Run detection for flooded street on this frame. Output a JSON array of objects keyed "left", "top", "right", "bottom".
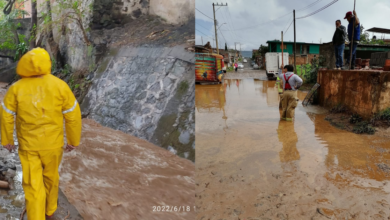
[{"left": 195, "top": 69, "right": 390, "bottom": 219}]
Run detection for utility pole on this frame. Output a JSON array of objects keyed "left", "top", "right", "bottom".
[
  {"left": 212, "top": 2, "right": 228, "bottom": 54},
  {"left": 349, "top": 0, "right": 357, "bottom": 70},
  {"left": 293, "top": 9, "right": 296, "bottom": 74},
  {"left": 281, "top": 31, "right": 284, "bottom": 67},
  {"left": 235, "top": 42, "right": 240, "bottom": 61},
  {"left": 201, "top": 36, "right": 203, "bottom": 45}
]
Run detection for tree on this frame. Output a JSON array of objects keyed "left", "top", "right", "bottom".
[
  {"left": 30, "top": 0, "right": 37, "bottom": 49},
  {"left": 40, "top": 0, "right": 92, "bottom": 46},
  {"left": 259, "top": 44, "right": 269, "bottom": 55},
  {"left": 360, "top": 24, "right": 385, "bottom": 45},
  {"left": 0, "top": 0, "right": 29, "bottom": 60}
]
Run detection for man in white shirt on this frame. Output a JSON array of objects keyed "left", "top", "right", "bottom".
[{"left": 278, "top": 65, "right": 303, "bottom": 121}]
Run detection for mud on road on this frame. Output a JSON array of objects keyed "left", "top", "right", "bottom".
[{"left": 195, "top": 70, "right": 390, "bottom": 220}]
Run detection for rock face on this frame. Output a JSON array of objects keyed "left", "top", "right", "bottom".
[{"left": 81, "top": 46, "right": 195, "bottom": 161}]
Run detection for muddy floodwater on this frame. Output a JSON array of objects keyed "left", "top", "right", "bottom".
[{"left": 195, "top": 74, "right": 390, "bottom": 219}]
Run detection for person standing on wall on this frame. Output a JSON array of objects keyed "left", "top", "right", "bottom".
[
  {"left": 332, "top": 19, "right": 347, "bottom": 70},
  {"left": 278, "top": 65, "right": 303, "bottom": 121},
  {"left": 234, "top": 62, "right": 238, "bottom": 72},
  {"left": 1, "top": 48, "right": 82, "bottom": 219},
  {"left": 344, "top": 10, "right": 360, "bottom": 69}
]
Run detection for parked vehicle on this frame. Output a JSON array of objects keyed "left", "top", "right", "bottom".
[
  {"left": 238, "top": 63, "right": 244, "bottom": 69},
  {"left": 195, "top": 53, "right": 224, "bottom": 84},
  {"left": 265, "top": 52, "right": 289, "bottom": 78},
  {"left": 243, "top": 59, "right": 247, "bottom": 63},
  {"left": 253, "top": 64, "right": 259, "bottom": 69}
]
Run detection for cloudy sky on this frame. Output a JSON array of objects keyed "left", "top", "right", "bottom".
[{"left": 195, "top": 0, "right": 390, "bottom": 51}]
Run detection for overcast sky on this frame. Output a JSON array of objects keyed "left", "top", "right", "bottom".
[{"left": 195, "top": 0, "right": 390, "bottom": 51}]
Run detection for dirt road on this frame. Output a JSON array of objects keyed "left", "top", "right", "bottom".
[{"left": 195, "top": 67, "right": 390, "bottom": 219}]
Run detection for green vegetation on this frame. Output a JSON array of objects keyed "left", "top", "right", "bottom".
[
  {"left": 0, "top": 0, "right": 29, "bottom": 60},
  {"left": 330, "top": 103, "right": 347, "bottom": 113},
  {"left": 176, "top": 80, "right": 189, "bottom": 97},
  {"left": 360, "top": 25, "right": 386, "bottom": 45},
  {"left": 352, "top": 121, "right": 375, "bottom": 134},
  {"left": 39, "top": 0, "right": 93, "bottom": 45},
  {"left": 349, "top": 113, "right": 363, "bottom": 124}
]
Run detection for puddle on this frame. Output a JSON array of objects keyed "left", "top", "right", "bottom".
[{"left": 195, "top": 76, "right": 390, "bottom": 219}]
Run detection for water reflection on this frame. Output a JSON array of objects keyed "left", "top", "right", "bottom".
[{"left": 277, "top": 120, "right": 300, "bottom": 162}]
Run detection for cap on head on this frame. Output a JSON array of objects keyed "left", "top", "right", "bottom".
[
  {"left": 344, "top": 11, "right": 352, "bottom": 19},
  {"left": 16, "top": 47, "right": 52, "bottom": 77}
]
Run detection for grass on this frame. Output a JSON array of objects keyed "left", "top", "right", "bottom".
[{"left": 296, "top": 64, "right": 313, "bottom": 78}]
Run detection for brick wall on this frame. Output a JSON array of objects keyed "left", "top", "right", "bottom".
[
  {"left": 288, "top": 54, "right": 316, "bottom": 65},
  {"left": 317, "top": 70, "right": 390, "bottom": 118}
]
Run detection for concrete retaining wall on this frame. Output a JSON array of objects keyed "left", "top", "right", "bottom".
[
  {"left": 317, "top": 70, "right": 390, "bottom": 118},
  {"left": 80, "top": 45, "right": 195, "bottom": 161}
]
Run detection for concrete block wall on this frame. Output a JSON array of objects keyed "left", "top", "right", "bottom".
[
  {"left": 370, "top": 52, "right": 390, "bottom": 67},
  {"left": 317, "top": 70, "right": 390, "bottom": 118}
]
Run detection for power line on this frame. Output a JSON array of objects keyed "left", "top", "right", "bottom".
[
  {"left": 296, "top": 0, "right": 339, "bottom": 19},
  {"left": 225, "top": 7, "right": 240, "bottom": 41},
  {"left": 196, "top": 28, "right": 215, "bottom": 40},
  {"left": 218, "top": 28, "right": 227, "bottom": 43},
  {"left": 219, "top": 0, "right": 332, "bottom": 32},
  {"left": 296, "top": 0, "right": 324, "bottom": 12},
  {"left": 196, "top": 22, "right": 212, "bottom": 32},
  {"left": 285, "top": 19, "right": 293, "bottom": 34},
  {"left": 195, "top": 8, "right": 213, "bottom": 20}
]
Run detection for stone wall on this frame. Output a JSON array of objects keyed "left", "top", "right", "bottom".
[
  {"left": 317, "top": 70, "right": 390, "bottom": 118},
  {"left": 80, "top": 45, "right": 195, "bottom": 161},
  {"left": 149, "top": 0, "right": 195, "bottom": 25},
  {"left": 91, "top": 0, "right": 149, "bottom": 29}
]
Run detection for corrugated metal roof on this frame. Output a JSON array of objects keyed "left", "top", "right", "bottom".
[
  {"left": 366, "top": 27, "right": 390, "bottom": 34},
  {"left": 266, "top": 40, "right": 321, "bottom": 45}
]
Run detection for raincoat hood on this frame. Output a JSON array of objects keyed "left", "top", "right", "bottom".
[{"left": 16, "top": 47, "right": 52, "bottom": 77}]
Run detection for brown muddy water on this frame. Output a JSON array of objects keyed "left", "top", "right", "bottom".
[
  {"left": 195, "top": 78, "right": 390, "bottom": 220},
  {"left": 60, "top": 119, "right": 195, "bottom": 220}
]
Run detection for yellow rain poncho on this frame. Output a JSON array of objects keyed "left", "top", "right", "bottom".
[{"left": 0, "top": 48, "right": 82, "bottom": 219}]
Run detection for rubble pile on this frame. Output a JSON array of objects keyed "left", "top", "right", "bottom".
[{"left": 0, "top": 148, "right": 17, "bottom": 190}]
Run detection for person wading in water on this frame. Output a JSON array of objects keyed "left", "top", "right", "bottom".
[{"left": 278, "top": 65, "right": 303, "bottom": 121}]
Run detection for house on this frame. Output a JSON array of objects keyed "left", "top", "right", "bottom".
[
  {"left": 266, "top": 40, "right": 320, "bottom": 65},
  {"left": 320, "top": 42, "right": 390, "bottom": 69}
]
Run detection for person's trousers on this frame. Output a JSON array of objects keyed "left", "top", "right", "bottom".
[
  {"left": 345, "top": 42, "right": 358, "bottom": 68},
  {"left": 235, "top": 67, "right": 237, "bottom": 72},
  {"left": 19, "top": 147, "right": 63, "bottom": 219},
  {"left": 281, "top": 90, "right": 299, "bottom": 121},
  {"left": 334, "top": 44, "right": 344, "bottom": 68}
]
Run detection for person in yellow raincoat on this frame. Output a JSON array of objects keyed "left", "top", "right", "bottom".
[{"left": 0, "top": 48, "right": 82, "bottom": 219}]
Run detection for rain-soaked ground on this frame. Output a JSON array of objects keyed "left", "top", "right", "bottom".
[
  {"left": 195, "top": 65, "right": 390, "bottom": 219},
  {"left": 0, "top": 82, "right": 195, "bottom": 220}
]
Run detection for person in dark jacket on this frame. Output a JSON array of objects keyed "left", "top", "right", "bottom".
[
  {"left": 332, "top": 20, "right": 347, "bottom": 70},
  {"left": 344, "top": 10, "right": 360, "bottom": 69}
]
